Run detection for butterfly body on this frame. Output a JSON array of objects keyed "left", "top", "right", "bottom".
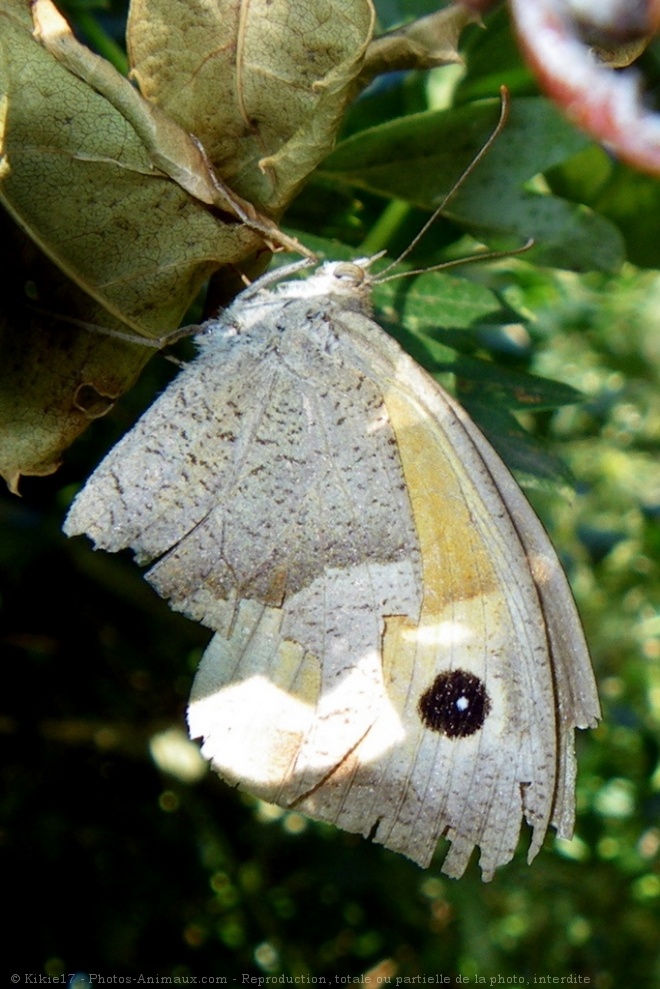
[{"left": 64, "top": 257, "right": 600, "bottom": 879}]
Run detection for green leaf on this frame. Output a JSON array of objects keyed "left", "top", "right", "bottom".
[
  {"left": 587, "top": 166, "right": 660, "bottom": 270},
  {"left": 373, "top": 267, "right": 507, "bottom": 332},
  {"left": 320, "top": 97, "right": 625, "bottom": 272},
  {"left": 450, "top": 356, "right": 584, "bottom": 412},
  {"left": 458, "top": 390, "right": 576, "bottom": 488},
  {"left": 546, "top": 145, "right": 660, "bottom": 270}
]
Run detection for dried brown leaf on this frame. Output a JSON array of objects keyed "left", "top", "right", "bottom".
[
  {"left": 31, "top": 0, "right": 308, "bottom": 251},
  {"left": 127, "top": 0, "right": 376, "bottom": 211},
  {"left": 358, "top": 4, "right": 480, "bottom": 87},
  {"left": 0, "top": 0, "right": 303, "bottom": 487},
  {"left": 0, "top": 213, "right": 154, "bottom": 490}
]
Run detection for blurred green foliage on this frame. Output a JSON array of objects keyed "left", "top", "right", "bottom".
[{"left": 2, "top": 2, "right": 659, "bottom": 987}]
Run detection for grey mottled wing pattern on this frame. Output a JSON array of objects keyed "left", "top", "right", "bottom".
[{"left": 65, "top": 288, "right": 424, "bottom": 786}]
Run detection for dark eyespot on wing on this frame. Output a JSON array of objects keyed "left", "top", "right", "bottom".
[{"left": 418, "top": 670, "right": 490, "bottom": 738}]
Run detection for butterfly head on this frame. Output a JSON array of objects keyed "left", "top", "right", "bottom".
[{"left": 295, "top": 253, "right": 386, "bottom": 303}]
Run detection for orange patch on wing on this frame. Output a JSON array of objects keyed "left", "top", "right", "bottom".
[{"left": 383, "top": 388, "right": 498, "bottom": 613}]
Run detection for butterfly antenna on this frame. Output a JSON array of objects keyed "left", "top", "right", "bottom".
[{"left": 375, "top": 86, "right": 512, "bottom": 281}]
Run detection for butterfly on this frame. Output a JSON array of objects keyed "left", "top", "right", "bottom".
[{"left": 63, "top": 254, "right": 600, "bottom": 880}]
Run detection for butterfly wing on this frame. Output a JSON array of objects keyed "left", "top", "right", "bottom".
[
  {"left": 65, "top": 277, "right": 599, "bottom": 880},
  {"left": 65, "top": 294, "right": 425, "bottom": 790},
  {"left": 186, "top": 304, "right": 599, "bottom": 880},
  {"left": 267, "top": 307, "right": 600, "bottom": 879}
]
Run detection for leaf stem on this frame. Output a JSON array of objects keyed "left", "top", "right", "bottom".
[{"left": 359, "top": 199, "right": 411, "bottom": 256}]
